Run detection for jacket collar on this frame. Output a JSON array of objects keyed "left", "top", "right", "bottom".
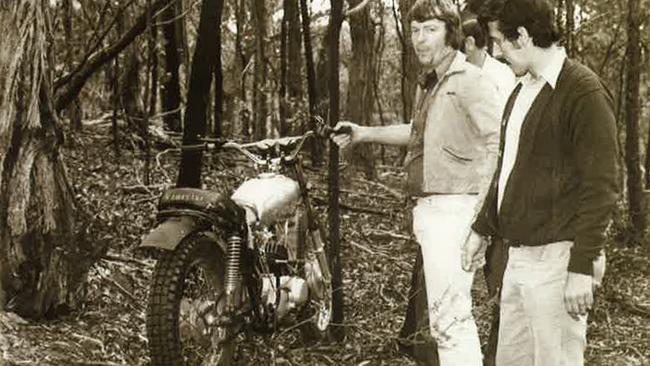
[{"left": 520, "top": 46, "right": 566, "bottom": 89}]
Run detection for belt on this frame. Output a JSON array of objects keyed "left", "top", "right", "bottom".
[
  {"left": 502, "top": 238, "right": 525, "bottom": 247},
  {"left": 409, "top": 192, "right": 478, "bottom": 200}
]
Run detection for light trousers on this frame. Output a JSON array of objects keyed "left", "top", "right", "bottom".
[
  {"left": 496, "top": 241, "right": 589, "bottom": 366},
  {"left": 412, "top": 194, "right": 482, "bottom": 366}
]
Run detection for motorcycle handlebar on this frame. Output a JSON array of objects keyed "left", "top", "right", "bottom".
[{"left": 175, "top": 125, "right": 350, "bottom": 165}]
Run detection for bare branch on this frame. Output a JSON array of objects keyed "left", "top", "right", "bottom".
[
  {"left": 54, "top": 0, "right": 175, "bottom": 113},
  {"left": 346, "top": 0, "right": 374, "bottom": 17}
]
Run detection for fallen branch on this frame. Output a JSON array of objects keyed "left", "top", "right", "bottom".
[
  {"left": 95, "top": 271, "right": 142, "bottom": 310},
  {"left": 354, "top": 177, "right": 404, "bottom": 201},
  {"left": 312, "top": 196, "right": 389, "bottom": 216},
  {"left": 348, "top": 240, "right": 411, "bottom": 270},
  {"left": 364, "top": 228, "right": 410, "bottom": 241},
  {"left": 120, "top": 183, "right": 166, "bottom": 194},
  {"left": 102, "top": 254, "right": 154, "bottom": 268},
  {"left": 606, "top": 292, "right": 650, "bottom": 318}
]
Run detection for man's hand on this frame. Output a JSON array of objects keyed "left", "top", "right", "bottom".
[
  {"left": 564, "top": 272, "right": 593, "bottom": 320},
  {"left": 331, "top": 121, "right": 363, "bottom": 149},
  {"left": 461, "top": 230, "right": 487, "bottom": 272}
]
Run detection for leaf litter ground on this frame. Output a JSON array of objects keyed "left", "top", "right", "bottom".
[{"left": 1, "top": 126, "right": 648, "bottom": 365}]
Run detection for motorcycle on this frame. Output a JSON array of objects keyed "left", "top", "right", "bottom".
[{"left": 140, "top": 125, "right": 342, "bottom": 365}]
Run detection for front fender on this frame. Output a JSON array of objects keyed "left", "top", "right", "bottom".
[{"left": 140, "top": 216, "right": 221, "bottom": 251}]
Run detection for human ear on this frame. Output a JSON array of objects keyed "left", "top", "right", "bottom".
[
  {"left": 515, "top": 26, "right": 532, "bottom": 48},
  {"left": 465, "top": 36, "right": 476, "bottom": 51}
]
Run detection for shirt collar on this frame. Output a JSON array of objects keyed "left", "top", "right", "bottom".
[
  {"left": 436, "top": 50, "right": 460, "bottom": 77},
  {"left": 520, "top": 46, "right": 566, "bottom": 89},
  {"left": 417, "top": 50, "right": 460, "bottom": 90}
]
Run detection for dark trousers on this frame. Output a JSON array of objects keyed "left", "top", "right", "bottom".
[{"left": 399, "top": 238, "right": 509, "bottom": 366}]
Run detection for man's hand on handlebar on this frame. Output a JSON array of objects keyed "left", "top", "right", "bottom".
[{"left": 330, "top": 121, "right": 362, "bottom": 149}]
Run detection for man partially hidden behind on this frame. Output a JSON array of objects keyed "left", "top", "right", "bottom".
[
  {"left": 462, "top": 0, "right": 619, "bottom": 365},
  {"left": 333, "top": 0, "right": 502, "bottom": 364},
  {"left": 461, "top": 12, "right": 516, "bottom": 366},
  {"left": 461, "top": 15, "right": 516, "bottom": 101}
]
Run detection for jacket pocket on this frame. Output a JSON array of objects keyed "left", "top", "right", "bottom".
[{"left": 441, "top": 146, "right": 473, "bottom": 164}]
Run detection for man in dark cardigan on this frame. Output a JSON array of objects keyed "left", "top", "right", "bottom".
[{"left": 462, "top": 0, "right": 619, "bottom": 365}]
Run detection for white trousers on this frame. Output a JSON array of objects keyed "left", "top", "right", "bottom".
[
  {"left": 412, "top": 194, "right": 482, "bottom": 366},
  {"left": 496, "top": 241, "right": 590, "bottom": 366}
]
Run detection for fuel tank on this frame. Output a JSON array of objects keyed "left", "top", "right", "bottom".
[{"left": 231, "top": 173, "right": 301, "bottom": 225}]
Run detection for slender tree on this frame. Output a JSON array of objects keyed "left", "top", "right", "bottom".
[
  {"left": 280, "top": 0, "right": 289, "bottom": 136},
  {"left": 286, "top": 0, "right": 303, "bottom": 127},
  {"left": 176, "top": 0, "right": 223, "bottom": 188},
  {"left": 161, "top": 0, "right": 183, "bottom": 132},
  {"left": 235, "top": 0, "right": 251, "bottom": 138},
  {"left": 62, "top": 0, "right": 83, "bottom": 130},
  {"left": 328, "top": 0, "right": 345, "bottom": 342},
  {"left": 213, "top": 0, "right": 225, "bottom": 138},
  {"left": 624, "top": 0, "right": 645, "bottom": 242},
  {"left": 300, "top": 0, "right": 323, "bottom": 165},
  {"left": 252, "top": 0, "right": 268, "bottom": 140},
  {"left": 564, "top": 0, "right": 575, "bottom": 57},
  {"left": 0, "top": 0, "right": 101, "bottom": 318},
  {"left": 396, "top": 0, "right": 417, "bottom": 126},
  {"left": 347, "top": 0, "right": 378, "bottom": 179},
  {"left": 176, "top": 0, "right": 222, "bottom": 187}
]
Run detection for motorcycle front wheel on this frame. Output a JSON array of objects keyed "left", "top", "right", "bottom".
[{"left": 146, "top": 232, "right": 239, "bottom": 366}]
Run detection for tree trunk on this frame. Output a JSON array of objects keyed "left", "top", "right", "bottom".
[
  {"left": 213, "top": 0, "right": 225, "bottom": 138},
  {"left": 300, "top": 0, "right": 323, "bottom": 166},
  {"left": 161, "top": 0, "right": 182, "bottom": 132},
  {"left": 564, "top": 0, "right": 575, "bottom": 57},
  {"left": 120, "top": 48, "right": 144, "bottom": 132},
  {"left": 624, "top": 0, "right": 645, "bottom": 243},
  {"left": 0, "top": 1, "right": 100, "bottom": 319},
  {"left": 176, "top": 0, "right": 222, "bottom": 188},
  {"left": 235, "top": 0, "right": 250, "bottom": 138},
  {"left": 280, "top": 0, "right": 289, "bottom": 136},
  {"left": 347, "top": 0, "right": 377, "bottom": 179},
  {"left": 327, "top": 0, "right": 345, "bottom": 343},
  {"left": 286, "top": 0, "right": 303, "bottom": 130},
  {"left": 62, "top": 0, "right": 83, "bottom": 130},
  {"left": 397, "top": 0, "right": 417, "bottom": 126},
  {"left": 252, "top": 0, "right": 268, "bottom": 140}
]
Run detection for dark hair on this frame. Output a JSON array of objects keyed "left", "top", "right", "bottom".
[
  {"left": 478, "top": 0, "right": 560, "bottom": 48},
  {"left": 407, "top": 0, "right": 463, "bottom": 50},
  {"left": 462, "top": 18, "right": 487, "bottom": 49}
]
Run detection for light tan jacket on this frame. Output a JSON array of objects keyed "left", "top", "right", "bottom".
[{"left": 418, "top": 52, "right": 501, "bottom": 205}]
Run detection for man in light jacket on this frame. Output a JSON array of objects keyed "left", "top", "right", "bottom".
[{"left": 333, "top": 0, "right": 502, "bottom": 364}]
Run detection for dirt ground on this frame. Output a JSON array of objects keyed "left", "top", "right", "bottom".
[{"left": 1, "top": 126, "right": 648, "bottom": 365}]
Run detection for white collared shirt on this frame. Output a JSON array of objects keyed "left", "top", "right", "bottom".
[
  {"left": 481, "top": 54, "right": 516, "bottom": 105},
  {"left": 497, "top": 47, "right": 567, "bottom": 211}
]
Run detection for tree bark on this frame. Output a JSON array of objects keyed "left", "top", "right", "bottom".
[
  {"left": 397, "top": 0, "right": 417, "bottom": 126},
  {"left": 327, "top": 0, "right": 345, "bottom": 342},
  {"left": 62, "top": 0, "right": 83, "bottom": 130},
  {"left": 213, "top": 0, "right": 225, "bottom": 138},
  {"left": 624, "top": 0, "right": 645, "bottom": 243},
  {"left": 347, "top": 0, "right": 377, "bottom": 179},
  {"left": 299, "top": 0, "right": 323, "bottom": 166},
  {"left": 176, "top": 0, "right": 221, "bottom": 188},
  {"left": 161, "top": 0, "right": 183, "bottom": 132},
  {"left": 564, "top": 0, "right": 575, "bottom": 57},
  {"left": 120, "top": 48, "right": 144, "bottom": 132},
  {"left": 0, "top": 0, "right": 100, "bottom": 319},
  {"left": 286, "top": 0, "right": 303, "bottom": 124},
  {"left": 235, "top": 0, "right": 250, "bottom": 138},
  {"left": 252, "top": 0, "right": 268, "bottom": 140},
  {"left": 280, "top": 0, "right": 289, "bottom": 136}
]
